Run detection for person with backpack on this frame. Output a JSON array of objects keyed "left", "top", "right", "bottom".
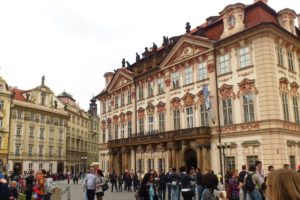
[
  {"left": 238, "top": 165, "right": 247, "bottom": 200},
  {"left": 244, "top": 165, "right": 262, "bottom": 200},
  {"left": 171, "top": 168, "right": 180, "bottom": 200}
]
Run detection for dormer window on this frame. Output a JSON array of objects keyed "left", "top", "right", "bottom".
[
  {"left": 41, "top": 92, "right": 46, "bottom": 106},
  {"left": 228, "top": 15, "right": 236, "bottom": 28}
]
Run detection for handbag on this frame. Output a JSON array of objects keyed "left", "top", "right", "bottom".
[{"left": 102, "top": 182, "right": 109, "bottom": 192}]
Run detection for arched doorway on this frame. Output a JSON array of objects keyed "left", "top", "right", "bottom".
[
  {"left": 185, "top": 149, "right": 197, "bottom": 170},
  {"left": 13, "top": 162, "right": 22, "bottom": 175}
]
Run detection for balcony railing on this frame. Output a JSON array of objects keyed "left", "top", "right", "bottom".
[{"left": 107, "top": 127, "right": 211, "bottom": 147}]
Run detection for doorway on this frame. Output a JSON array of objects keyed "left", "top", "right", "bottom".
[{"left": 185, "top": 149, "right": 197, "bottom": 170}]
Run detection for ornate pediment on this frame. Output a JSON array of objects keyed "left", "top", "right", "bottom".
[
  {"left": 237, "top": 78, "right": 258, "bottom": 97},
  {"left": 146, "top": 103, "right": 155, "bottom": 116},
  {"left": 182, "top": 92, "right": 195, "bottom": 107},
  {"left": 219, "top": 84, "right": 236, "bottom": 100},
  {"left": 290, "top": 81, "right": 299, "bottom": 96},
  {"left": 156, "top": 101, "right": 166, "bottom": 113},
  {"left": 119, "top": 112, "right": 126, "bottom": 123},
  {"left": 170, "top": 97, "right": 181, "bottom": 110},
  {"left": 279, "top": 77, "right": 289, "bottom": 92},
  {"left": 137, "top": 107, "right": 145, "bottom": 119},
  {"left": 107, "top": 69, "right": 134, "bottom": 92},
  {"left": 197, "top": 90, "right": 205, "bottom": 104}
]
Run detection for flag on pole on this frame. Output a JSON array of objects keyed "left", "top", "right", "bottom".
[{"left": 203, "top": 85, "right": 210, "bottom": 110}]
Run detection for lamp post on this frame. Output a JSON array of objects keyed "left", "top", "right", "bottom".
[{"left": 217, "top": 142, "right": 231, "bottom": 186}]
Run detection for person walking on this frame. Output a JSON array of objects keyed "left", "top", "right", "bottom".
[
  {"left": 127, "top": 173, "right": 133, "bottom": 192},
  {"left": 244, "top": 165, "right": 262, "bottom": 200},
  {"left": 84, "top": 168, "right": 97, "bottom": 200},
  {"left": 109, "top": 170, "right": 118, "bottom": 192},
  {"left": 95, "top": 169, "right": 105, "bottom": 200},
  {"left": 159, "top": 171, "right": 167, "bottom": 200},
  {"left": 171, "top": 168, "right": 180, "bottom": 200},
  {"left": 166, "top": 168, "right": 172, "bottom": 200},
  {"left": 196, "top": 168, "right": 203, "bottom": 200},
  {"left": 133, "top": 173, "right": 139, "bottom": 192},
  {"left": 25, "top": 170, "right": 34, "bottom": 200},
  {"left": 180, "top": 166, "right": 195, "bottom": 200},
  {"left": 228, "top": 169, "right": 240, "bottom": 200},
  {"left": 118, "top": 173, "right": 123, "bottom": 192}
]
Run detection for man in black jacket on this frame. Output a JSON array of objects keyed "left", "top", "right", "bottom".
[
  {"left": 196, "top": 168, "right": 203, "bottom": 200},
  {"left": 180, "top": 166, "right": 195, "bottom": 200},
  {"left": 166, "top": 168, "right": 172, "bottom": 200},
  {"left": 25, "top": 170, "right": 35, "bottom": 200},
  {"left": 159, "top": 171, "right": 167, "bottom": 200},
  {"left": 0, "top": 172, "right": 9, "bottom": 200}
]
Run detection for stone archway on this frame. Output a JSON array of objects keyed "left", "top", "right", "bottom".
[{"left": 185, "top": 149, "right": 197, "bottom": 170}]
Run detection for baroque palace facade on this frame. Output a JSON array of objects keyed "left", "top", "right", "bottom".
[
  {"left": 0, "top": 76, "right": 100, "bottom": 174},
  {"left": 97, "top": 0, "right": 300, "bottom": 175}
]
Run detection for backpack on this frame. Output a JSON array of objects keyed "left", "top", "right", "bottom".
[{"left": 244, "top": 173, "right": 255, "bottom": 192}]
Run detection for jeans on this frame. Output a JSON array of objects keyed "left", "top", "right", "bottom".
[
  {"left": 171, "top": 185, "right": 179, "bottom": 200},
  {"left": 197, "top": 185, "right": 203, "bottom": 200},
  {"left": 159, "top": 187, "right": 166, "bottom": 200},
  {"left": 87, "top": 189, "right": 95, "bottom": 200},
  {"left": 248, "top": 189, "right": 262, "bottom": 200},
  {"left": 167, "top": 184, "right": 171, "bottom": 200},
  {"left": 182, "top": 191, "right": 193, "bottom": 200},
  {"left": 241, "top": 187, "right": 247, "bottom": 200}
]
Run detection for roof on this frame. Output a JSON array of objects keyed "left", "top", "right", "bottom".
[
  {"left": 57, "top": 91, "right": 75, "bottom": 102},
  {"left": 12, "top": 88, "right": 26, "bottom": 101}
]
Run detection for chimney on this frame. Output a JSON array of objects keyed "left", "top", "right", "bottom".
[
  {"left": 104, "top": 72, "right": 114, "bottom": 88},
  {"left": 254, "top": 0, "right": 268, "bottom": 4}
]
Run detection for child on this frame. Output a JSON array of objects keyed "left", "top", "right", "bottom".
[{"left": 9, "top": 181, "right": 18, "bottom": 200}]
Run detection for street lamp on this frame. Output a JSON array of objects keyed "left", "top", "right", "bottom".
[{"left": 217, "top": 142, "right": 231, "bottom": 186}]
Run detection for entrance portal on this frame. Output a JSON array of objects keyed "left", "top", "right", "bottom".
[
  {"left": 185, "top": 149, "right": 197, "bottom": 170},
  {"left": 13, "top": 162, "right": 22, "bottom": 175},
  {"left": 57, "top": 163, "right": 64, "bottom": 173}
]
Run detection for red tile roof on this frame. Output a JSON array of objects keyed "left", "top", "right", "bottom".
[{"left": 12, "top": 88, "right": 26, "bottom": 101}]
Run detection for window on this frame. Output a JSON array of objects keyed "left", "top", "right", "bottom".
[
  {"left": 293, "top": 97, "right": 300, "bottom": 123},
  {"left": 158, "top": 113, "right": 165, "bottom": 132},
  {"left": 223, "top": 99, "right": 233, "bottom": 125},
  {"left": 200, "top": 104, "right": 209, "bottom": 126},
  {"left": 148, "top": 116, "right": 154, "bottom": 134},
  {"left": 114, "top": 124, "right": 118, "bottom": 139},
  {"left": 282, "top": 93, "right": 289, "bottom": 122},
  {"left": 243, "top": 94, "right": 255, "bottom": 122},
  {"left": 108, "top": 126, "right": 112, "bottom": 140},
  {"left": 137, "top": 159, "right": 144, "bottom": 173},
  {"left": 30, "top": 113, "right": 34, "bottom": 121},
  {"left": 127, "top": 121, "right": 132, "bottom": 137},
  {"left": 49, "top": 146, "right": 53, "bottom": 157},
  {"left": 49, "top": 129, "right": 54, "bottom": 139},
  {"left": 40, "top": 128, "right": 45, "bottom": 139},
  {"left": 219, "top": 54, "right": 230, "bottom": 74},
  {"left": 121, "top": 92, "right": 125, "bottom": 106},
  {"left": 39, "top": 163, "right": 43, "bottom": 170},
  {"left": 41, "top": 115, "right": 45, "bottom": 123},
  {"left": 120, "top": 123, "right": 125, "bottom": 139},
  {"left": 28, "top": 145, "right": 33, "bottom": 156},
  {"left": 16, "top": 125, "right": 22, "bottom": 136},
  {"left": 186, "top": 107, "right": 194, "bottom": 128},
  {"left": 288, "top": 51, "right": 294, "bottom": 71},
  {"left": 39, "top": 146, "right": 43, "bottom": 156},
  {"left": 289, "top": 155, "right": 296, "bottom": 170},
  {"left": 148, "top": 81, "right": 154, "bottom": 97},
  {"left": 102, "top": 101, "right": 106, "bottom": 113},
  {"left": 157, "top": 78, "right": 165, "bottom": 95},
  {"left": 139, "top": 119, "right": 144, "bottom": 135},
  {"left": 127, "top": 90, "right": 132, "bottom": 104},
  {"left": 0, "top": 100, "right": 4, "bottom": 110},
  {"left": 172, "top": 71, "right": 180, "bottom": 89},
  {"left": 17, "top": 111, "right": 23, "bottom": 119},
  {"left": 28, "top": 163, "right": 33, "bottom": 172},
  {"left": 158, "top": 158, "right": 165, "bottom": 172},
  {"left": 114, "top": 95, "right": 119, "bottom": 109},
  {"left": 49, "top": 163, "right": 53, "bottom": 172},
  {"left": 240, "top": 47, "right": 251, "bottom": 68},
  {"left": 198, "top": 62, "right": 207, "bottom": 81},
  {"left": 148, "top": 159, "right": 154, "bottom": 171},
  {"left": 228, "top": 15, "right": 236, "bottom": 28},
  {"left": 277, "top": 46, "right": 284, "bottom": 66},
  {"left": 15, "top": 144, "right": 20, "bottom": 155},
  {"left": 58, "top": 147, "right": 62, "bottom": 157},
  {"left": 41, "top": 92, "right": 46, "bottom": 106},
  {"left": 173, "top": 110, "right": 180, "bottom": 130},
  {"left": 225, "top": 157, "right": 236, "bottom": 171},
  {"left": 0, "top": 118, "right": 2, "bottom": 128},
  {"left": 59, "top": 130, "right": 63, "bottom": 140},
  {"left": 138, "top": 86, "right": 144, "bottom": 100},
  {"left": 184, "top": 67, "right": 193, "bottom": 85},
  {"left": 247, "top": 156, "right": 258, "bottom": 168}
]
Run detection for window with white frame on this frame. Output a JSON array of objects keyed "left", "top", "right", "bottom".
[
  {"left": 200, "top": 104, "right": 209, "bottom": 126},
  {"left": 148, "top": 81, "right": 154, "bottom": 97},
  {"left": 288, "top": 51, "right": 294, "bottom": 71},
  {"left": 114, "top": 124, "right": 118, "bottom": 139},
  {"left": 28, "top": 163, "right": 33, "bottom": 172},
  {"left": 148, "top": 159, "right": 154, "bottom": 171},
  {"left": 28, "top": 145, "right": 33, "bottom": 156},
  {"left": 219, "top": 54, "right": 230, "bottom": 74},
  {"left": 15, "top": 144, "right": 21, "bottom": 155},
  {"left": 243, "top": 94, "right": 255, "bottom": 122},
  {"left": 138, "top": 85, "right": 144, "bottom": 100},
  {"left": 17, "top": 111, "right": 23, "bottom": 119},
  {"left": 127, "top": 121, "right": 132, "bottom": 137},
  {"left": 120, "top": 123, "right": 125, "bottom": 139},
  {"left": 16, "top": 125, "right": 22, "bottom": 136},
  {"left": 158, "top": 113, "right": 165, "bottom": 132},
  {"left": 49, "top": 163, "right": 53, "bottom": 172},
  {"left": 139, "top": 118, "right": 144, "bottom": 135},
  {"left": 198, "top": 62, "right": 207, "bottom": 81},
  {"left": 293, "top": 97, "right": 300, "bottom": 123},
  {"left": 121, "top": 92, "right": 125, "bottom": 106},
  {"left": 184, "top": 67, "right": 193, "bottom": 85},
  {"left": 114, "top": 95, "right": 119, "bottom": 109},
  {"left": 137, "top": 159, "right": 144, "bottom": 173},
  {"left": 0, "top": 100, "right": 4, "bottom": 110},
  {"left": 39, "top": 145, "right": 43, "bottom": 156},
  {"left": 148, "top": 116, "right": 154, "bottom": 134},
  {"left": 225, "top": 157, "right": 236, "bottom": 171},
  {"left": 282, "top": 93, "right": 289, "bottom": 122},
  {"left": 127, "top": 90, "right": 132, "bottom": 104},
  {"left": 277, "top": 46, "right": 284, "bottom": 66},
  {"left": 157, "top": 78, "right": 165, "bottom": 95},
  {"left": 186, "top": 107, "right": 194, "bottom": 128},
  {"left": 172, "top": 71, "right": 180, "bottom": 89},
  {"left": 49, "top": 146, "right": 53, "bottom": 157},
  {"left": 158, "top": 158, "right": 165, "bottom": 172},
  {"left": 173, "top": 109, "right": 180, "bottom": 130},
  {"left": 40, "top": 128, "right": 44, "bottom": 139},
  {"left": 247, "top": 156, "right": 258, "bottom": 168},
  {"left": 239, "top": 47, "right": 251, "bottom": 68},
  {"left": 39, "top": 163, "right": 43, "bottom": 170},
  {"left": 223, "top": 99, "right": 233, "bottom": 125},
  {"left": 58, "top": 147, "right": 62, "bottom": 157}
]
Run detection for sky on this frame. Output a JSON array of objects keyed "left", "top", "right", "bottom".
[{"left": 0, "top": 0, "right": 298, "bottom": 110}]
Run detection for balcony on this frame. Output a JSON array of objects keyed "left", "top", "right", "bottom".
[{"left": 107, "top": 127, "right": 211, "bottom": 148}]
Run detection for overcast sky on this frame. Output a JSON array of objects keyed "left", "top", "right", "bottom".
[{"left": 0, "top": 0, "right": 298, "bottom": 110}]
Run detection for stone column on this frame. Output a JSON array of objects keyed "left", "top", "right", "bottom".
[
  {"left": 172, "top": 148, "right": 176, "bottom": 168},
  {"left": 167, "top": 148, "right": 172, "bottom": 170},
  {"left": 202, "top": 147, "right": 208, "bottom": 170},
  {"left": 197, "top": 147, "right": 202, "bottom": 169},
  {"left": 131, "top": 147, "right": 136, "bottom": 172}
]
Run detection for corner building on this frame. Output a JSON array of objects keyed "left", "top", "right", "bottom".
[{"left": 97, "top": 0, "right": 300, "bottom": 175}]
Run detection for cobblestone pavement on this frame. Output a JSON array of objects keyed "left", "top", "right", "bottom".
[{"left": 59, "top": 181, "right": 136, "bottom": 200}]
